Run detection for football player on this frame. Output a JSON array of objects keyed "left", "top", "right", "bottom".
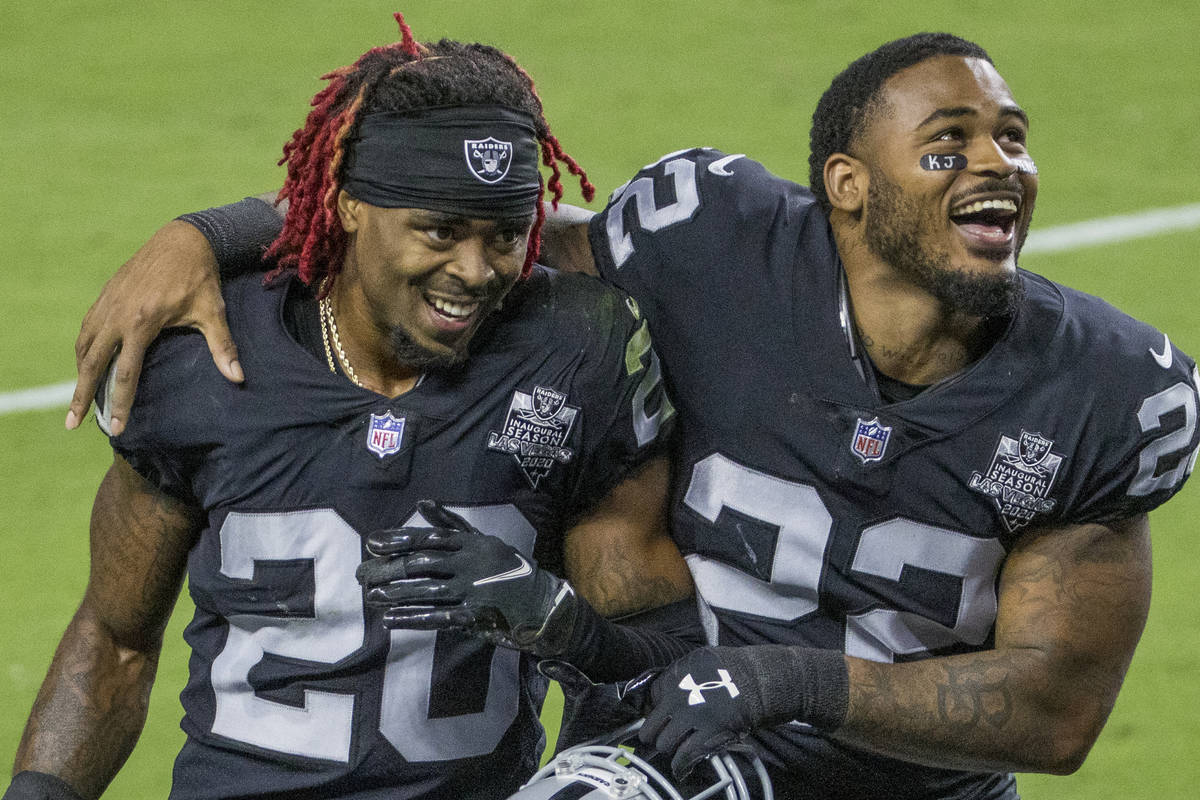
[
  {"left": 62, "top": 32, "right": 1199, "bottom": 800},
  {"left": 5, "top": 16, "right": 699, "bottom": 800}
]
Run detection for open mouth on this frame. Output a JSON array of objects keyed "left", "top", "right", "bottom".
[
  {"left": 949, "top": 197, "right": 1020, "bottom": 250},
  {"left": 426, "top": 295, "right": 481, "bottom": 324}
]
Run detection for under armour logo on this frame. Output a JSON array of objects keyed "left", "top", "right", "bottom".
[{"left": 678, "top": 670, "right": 740, "bottom": 705}]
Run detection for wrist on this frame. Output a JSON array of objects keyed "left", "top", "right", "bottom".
[
  {"left": 725, "top": 645, "right": 849, "bottom": 732},
  {"left": 510, "top": 574, "right": 575, "bottom": 655},
  {"left": 3, "top": 772, "right": 86, "bottom": 800}
]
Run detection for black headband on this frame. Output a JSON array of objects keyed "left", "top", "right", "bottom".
[{"left": 342, "top": 105, "right": 541, "bottom": 218}]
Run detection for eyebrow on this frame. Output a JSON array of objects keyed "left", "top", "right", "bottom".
[
  {"left": 412, "top": 210, "right": 535, "bottom": 227},
  {"left": 412, "top": 210, "right": 469, "bottom": 225},
  {"left": 916, "top": 104, "right": 1029, "bottom": 129}
]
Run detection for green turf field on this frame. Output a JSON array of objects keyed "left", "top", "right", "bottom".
[{"left": 3, "top": 1, "right": 1198, "bottom": 797}]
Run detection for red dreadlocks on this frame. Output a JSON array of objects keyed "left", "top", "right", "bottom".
[{"left": 264, "top": 12, "right": 593, "bottom": 293}]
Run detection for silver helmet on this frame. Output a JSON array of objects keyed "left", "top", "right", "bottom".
[{"left": 505, "top": 721, "right": 773, "bottom": 800}]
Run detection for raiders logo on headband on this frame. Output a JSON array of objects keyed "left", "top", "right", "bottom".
[{"left": 464, "top": 137, "right": 513, "bottom": 184}]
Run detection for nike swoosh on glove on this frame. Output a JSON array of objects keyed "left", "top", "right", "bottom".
[{"left": 355, "top": 500, "right": 570, "bottom": 650}]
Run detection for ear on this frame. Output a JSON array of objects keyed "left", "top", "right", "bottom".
[
  {"left": 824, "top": 153, "right": 866, "bottom": 214},
  {"left": 336, "top": 189, "right": 362, "bottom": 233}
]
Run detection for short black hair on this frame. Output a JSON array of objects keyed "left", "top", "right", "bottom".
[{"left": 808, "top": 33, "right": 992, "bottom": 213}]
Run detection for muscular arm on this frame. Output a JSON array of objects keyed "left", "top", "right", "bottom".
[
  {"left": 68, "top": 192, "right": 285, "bottom": 435},
  {"left": 563, "top": 453, "right": 692, "bottom": 616},
  {"left": 12, "top": 456, "right": 198, "bottom": 798},
  {"left": 644, "top": 514, "right": 1152, "bottom": 777},
  {"left": 837, "top": 513, "right": 1151, "bottom": 774}
]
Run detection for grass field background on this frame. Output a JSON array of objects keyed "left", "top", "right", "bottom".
[{"left": 3, "top": 2, "right": 1198, "bottom": 797}]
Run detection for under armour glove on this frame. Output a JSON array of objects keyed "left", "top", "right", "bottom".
[
  {"left": 639, "top": 645, "right": 850, "bottom": 779},
  {"left": 356, "top": 500, "right": 573, "bottom": 652}
]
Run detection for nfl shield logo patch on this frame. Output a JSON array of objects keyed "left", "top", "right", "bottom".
[
  {"left": 366, "top": 411, "right": 406, "bottom": 458},
  {"left": 464, "top": 137, "right": 512, "bottom": 184},
  {"left": 851, "top": 417, "right": 892, "bottom": 464}
]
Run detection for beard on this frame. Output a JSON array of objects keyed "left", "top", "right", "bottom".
[
  {"left": 385, "top": 279, "right": 509, "bottom": 374},
  {"left": 864, "top": 170, "right": 1024, "bottom": 318},
  {"left": 386, "top": 324, "right": 469, "bottom": 373}
]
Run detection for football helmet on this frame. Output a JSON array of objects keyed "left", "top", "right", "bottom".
[{"left": 506, "top": 720, "right": 773, "bottom": 800}]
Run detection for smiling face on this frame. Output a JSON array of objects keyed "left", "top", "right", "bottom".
[
  {"left": 837, "top": 55, "right": 1038, "bottom": 316},
  {"left": 336, "top": 192, "right": 534, "bottom": 372}
]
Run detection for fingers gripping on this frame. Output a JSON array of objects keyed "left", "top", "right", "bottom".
[
  {"left": 356, "top": 527, "right": 466, "bottom": 598},
  {"left": 357, "top": 500, "right": 562, "bottom": 644},
  {"left": 364, "top": 525, "right": 464, "bottom": 557},
  {"left": 383, "top": 606, "right": 480, "bottom": 630},
  {"left": 197, "top": 292, "right": 244, "bottom": 383},
  {"left": 415, "top": 499, "right": 477, "bottom": 532}
]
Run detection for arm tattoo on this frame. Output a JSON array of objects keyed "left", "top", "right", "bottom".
[
  {"left": 573, "top": 547, "right": 686, "bottom": 617},
  {"left": 937, "top": 660, "right": 1015, "bottom": 731},
  {"left": 838, "top": 517, "right": 1151, "bottom": 773}
]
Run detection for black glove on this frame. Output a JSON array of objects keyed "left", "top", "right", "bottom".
[
  {"left": 638, "top": 647, "right": 759, "bottom": 778},
  {"left": 539, "top": 659, "right": 657, "bottom": 751},
  {"left": 639, "top": 645, "right": 850, "bottom": 779},
  {"left": 356, "top": 500, "right": 572, "bottom": 651}
]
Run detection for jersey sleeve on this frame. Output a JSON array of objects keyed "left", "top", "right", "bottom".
[
  {"left": 557, "top": 277, "right": 676, "bottom": 521},
  {"left": 96, "top": 329, "right": 224, "bottom": 505},
  {"left": 586, "top": 148, "right": 813, "bottom": 313},
  {"left": 1064, "top": 320, "right": 1200, "bottom": 524}
]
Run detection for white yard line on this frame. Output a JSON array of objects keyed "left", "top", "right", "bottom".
[
  {"left": 4, "top": 202, "right": 1200, "bottom": 416},
  {"left": 1021, "top": 202, "right": 1200, "bottom": 254},
  {"left": 0, "top": 381, "right": 75, "bottom": 416}
]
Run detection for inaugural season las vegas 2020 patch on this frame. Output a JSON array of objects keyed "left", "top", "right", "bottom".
[
  {"left": 968, "top": 429, "right": 1063, "bottom": 531},
  {"left": 487, "top": 385, "right": 579, "bottom": 488}
]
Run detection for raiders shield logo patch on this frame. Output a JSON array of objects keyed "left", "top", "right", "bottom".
[
  {"left": 487, "top": 385, "right": 578, "bottom": 488},
  {"left": 366, "top": 411, "right": 406, "bottom": 458},
  {"left": 464, "top": 137, "right": 513, "bottom": 184},
  {"left": 969, "top": 429, "right": 1063, "bottom": 531}
]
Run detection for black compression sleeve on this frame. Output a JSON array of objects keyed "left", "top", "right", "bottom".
[
  {"left": 176, "top": 197, "right": 283, "bottom": 280},
  {"left": 550, "top": 596, "right": 705, "bottom": 683}
]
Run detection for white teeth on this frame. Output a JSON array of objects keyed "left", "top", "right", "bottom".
[
  {"left": 952, "top": 198, "right": 1018, "bottom": 216},
  {"left": 431, "top": 297, "right": 478, "bottom": 318}
]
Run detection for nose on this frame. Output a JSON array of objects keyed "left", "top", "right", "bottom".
[
  {"left": 444, "top": 238, "right": 495, "bottom": 291},
  {"left": 966, "top": 136, "right": 1019, "bottom": 179}
]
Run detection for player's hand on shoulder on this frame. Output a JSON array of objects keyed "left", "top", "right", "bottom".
[
  {"left": 356, "top": 500, "right": 568, "bottom": 649},
  {"left": 69, "top": 219, "right": 241, "bottom": 436}
]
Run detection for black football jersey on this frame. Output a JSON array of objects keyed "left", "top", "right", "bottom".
[
  {"left": 589, "top": 148, "right": 1200, "bottom": 799},
  {"left": 102, "top": 268, "right": 674, "bottom": 800}
]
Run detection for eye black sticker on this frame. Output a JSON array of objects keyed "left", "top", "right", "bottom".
[
  {"left": 1014, "top": 157, "right": 1038, "bottom": 175},
  {"left": 921, "top": 153, "right": 967, "bottom": 170}
]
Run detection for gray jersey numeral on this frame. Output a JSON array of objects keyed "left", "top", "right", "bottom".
[
  {"left": 1128, "top": 366, "right": 1200, "bottom": 496},
  {"left": 210, "top": 504, "right": 534, "bottom": 763},
  {"left": 604, "top": 153, "right": 701, "bottom": 268},
  {"left": 683, "top": 453, "right": 1004, "bottom": 663}
]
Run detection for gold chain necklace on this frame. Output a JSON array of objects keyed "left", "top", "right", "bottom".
[{"left": 318, "top": 294, "right": 364, "bottom": 388}]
